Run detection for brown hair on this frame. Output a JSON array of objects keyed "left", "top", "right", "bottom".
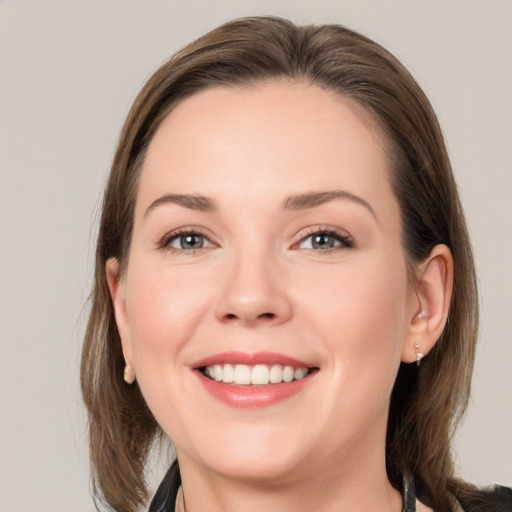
[{"left": 81, "top": 16, "right": 478, "bottom": 512}]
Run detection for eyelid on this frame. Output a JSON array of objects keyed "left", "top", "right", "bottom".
[
  {"left": 291, "top": 225, "right": 354, "bottom": 251},
  {"left": 157, "top": 224, "right": 353, "bottom": 254},
  {"left": 157, "top": 226, "right": 218, "bottom": 252}
]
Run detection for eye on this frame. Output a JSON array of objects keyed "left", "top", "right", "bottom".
[
  {"left": 300, "top": 233, "right": 341, "bottom": 250},
  {"left": 295, "top": 228, "right": 353, "bottom": 251},
  {"left": 160, "top": 229, "right": 215, "bottom": 253},
  {"left": 171, "top": 233, "right": 205, "bottom": 250}
]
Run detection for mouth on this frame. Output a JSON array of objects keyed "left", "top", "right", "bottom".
[
  {"left": 192, "top": 352, "right": 318, "bottom": 408},
  {"left": 201, "top": 363, "right": 312, "bottom": 385}
]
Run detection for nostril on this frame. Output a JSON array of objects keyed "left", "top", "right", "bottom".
[{"left": 222, "top": 311, "right": 277, "bottom": 324}]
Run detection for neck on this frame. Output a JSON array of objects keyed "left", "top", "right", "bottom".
[{"left": 176, "top": 436, "right": 402, "bottom": 512}]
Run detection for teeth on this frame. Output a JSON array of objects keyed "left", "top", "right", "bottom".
[
  {"left": 213, "top": 364, "right": 223, "bottom": 382},
  {"left": 294, "top": 367, "right": 308, "bottom": 380},
  {"left": 283, "top": 366, "right": 294, "bottom": 383},
  {"left": 269, "top": 364, "right": 283, "bottom": 383},
  {"left": 222, "top": 364, "right": 234, "bottom": 383},
  {"left": 203, "top": 364, "right": 310, "bottom": 385},
  {"left": 251, "top": 365, "right": 269, "bottom": 385},
  {"left": 234, "top": 364, "right": 251, "bottom": 385}
]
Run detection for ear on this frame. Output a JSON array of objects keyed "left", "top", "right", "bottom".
[
  {"left": 106, "top": 257, "right": 133, "bottom": 367},
  {"left": 402, "top": 244, "right": 454, "bottom": 363}
]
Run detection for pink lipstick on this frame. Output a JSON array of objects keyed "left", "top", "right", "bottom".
[{"left": 192, "top": 351, "right": 318, "bottom": 408}]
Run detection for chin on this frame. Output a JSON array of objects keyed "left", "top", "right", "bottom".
[
  {"left": 177, "top": 422, "right": 312, "bottom": 484},
  {"left": 204, "top": 452, "right": 306, "bottom": 485}
]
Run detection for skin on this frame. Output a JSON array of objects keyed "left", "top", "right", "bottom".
[{"left": 107, "top": 82, "right": 450, "bottom": 512}]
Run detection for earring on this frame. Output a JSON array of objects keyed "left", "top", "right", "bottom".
[
  {"left": 414, "top": 344, "right": 424, "bottom": 366},
  {"left": 124, "top": 364, "right": 136, "bottom": 384}
]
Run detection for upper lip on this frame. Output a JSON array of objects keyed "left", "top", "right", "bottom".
[{"left": 191, "top": 351, "right": 315, "bottom": 369}]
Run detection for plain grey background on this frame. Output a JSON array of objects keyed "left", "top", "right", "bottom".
[{"left": 1, "top": 1, "right": 511, "bottom": 511}]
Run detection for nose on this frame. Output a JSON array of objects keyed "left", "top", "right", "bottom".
[{"left": 214, "top": 249, "right": 293, "bottom": 327}]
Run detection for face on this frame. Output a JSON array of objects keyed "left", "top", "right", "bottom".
[{"left": 111, "top": 82, "right": 419, "bottom": 484}]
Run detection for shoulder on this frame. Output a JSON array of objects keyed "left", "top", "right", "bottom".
[
  {"left": 456, "top": 485, "right": 512, "bottom": 512},
  {"left": 415, "top": 476, "right": 511, "bottom": 512}
]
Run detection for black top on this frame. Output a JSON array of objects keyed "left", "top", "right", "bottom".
[
  {"left": 149, "top": 461, "right": 181, "bottom": 512},
  {"left": 148, "top": 461, "right": 512, "bottom": 512}
]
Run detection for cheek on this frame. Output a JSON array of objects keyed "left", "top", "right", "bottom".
[
  {"left": 328, "top": 263, "right": 408, "bottom": 433},
  {"left": 298, "top": 252, "right": 409, "bottom": 382},
  {"left": 124, "top": 258, "right": 216, "bottom": 366}
]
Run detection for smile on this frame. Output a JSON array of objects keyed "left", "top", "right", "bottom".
[
  {"left": 202, "top": 363, "right": 310, "bottom": 385},
  {"left": 193, "top": 352, "right": 318, "bottom": 408}
]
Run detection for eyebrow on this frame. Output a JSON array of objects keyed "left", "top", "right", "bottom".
[
  {"left": 144, "top": 194, "right": 218, "bottom": 217},
  {"left": 283, "top": 190, "right": 376, "bottom": 218},
  {"left": 144, "top": 189, "right": 376, "bottom": 219}
]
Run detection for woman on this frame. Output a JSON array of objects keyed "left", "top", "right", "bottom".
[{"left": 81, "top": 16, "right": 511, "bottom": 512}]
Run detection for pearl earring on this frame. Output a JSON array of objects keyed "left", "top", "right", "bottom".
[
  {"left": 124, "top": 364, "right": 136, "bottom": 384},
  {"left": 414, "top": 344, "right": 424, "bottom": 366}
]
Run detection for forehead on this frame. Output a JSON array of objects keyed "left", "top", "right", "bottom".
[{"left": 136, "top": 82, "right": 396, "bottom": 220}]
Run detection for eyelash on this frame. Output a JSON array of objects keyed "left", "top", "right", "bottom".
[
  {"left": 293, "top": 226, "right": 354, "bottom": 253},
  {"left": 158, "top": 226, "right": 354, "bottom": 255},
  {"left": 158, "top": 227, "right": 215, "bottom": 255}
]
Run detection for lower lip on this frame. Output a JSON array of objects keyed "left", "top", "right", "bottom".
[{"left": 196, "top": 371, "right": 315, "bottom": 409}]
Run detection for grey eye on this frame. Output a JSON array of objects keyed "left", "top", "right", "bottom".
[
  {"left": 170, "top": 234, "right": 206, "bottom": 250},
  {"left": 312, "top": 234, "right": 336, "bottom": 249},
  {"left": 300, "top": 233, "right": 341, "bottom": 250}
]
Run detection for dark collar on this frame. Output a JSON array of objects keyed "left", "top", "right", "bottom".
[{"left": 148, "top": 460, "right": 181, "bottom": 512}]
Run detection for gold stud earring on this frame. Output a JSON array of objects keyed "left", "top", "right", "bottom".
[
  {"left": 124, "top": 364, "right": 136, "bottom": 384},
  {"left": 414, "top": 344, "right": 424, "bottom": 366}
]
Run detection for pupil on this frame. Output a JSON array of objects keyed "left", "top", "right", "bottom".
[
  {"left": 181, "top": 234, "right": 203, "bottom": 249},
  {"left": 313, "top": 234, "right": 334, "bottom": 249}
]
